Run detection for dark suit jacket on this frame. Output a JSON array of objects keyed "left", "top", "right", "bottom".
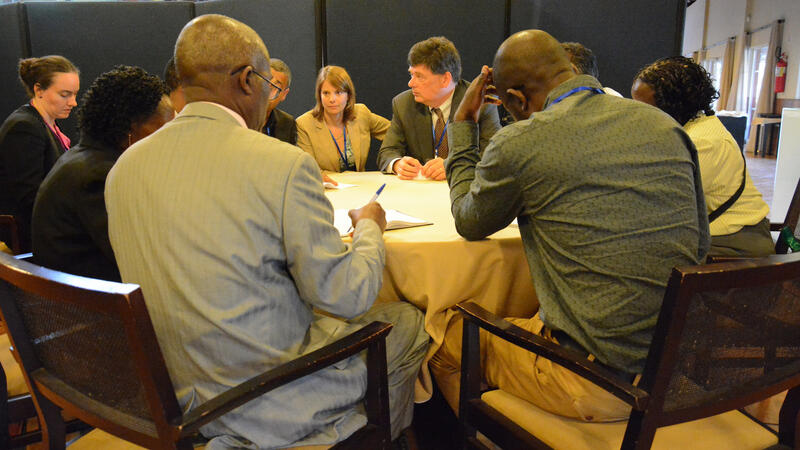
[
  {"left": 31, "top": 136, "right": 120, "bottom": 281},
  {"left": 262, "top": 108, "right": 298, "bottom": 145},
  {"left": 377, "top": 79, "right": 501, "bottom": 172},
  {"left": 0, "top": 104, "right": 67, "bottom": 251}
]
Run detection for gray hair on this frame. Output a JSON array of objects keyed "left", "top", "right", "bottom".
[{"left": 269, "top": 58, "right": 292, "bottom": 88}]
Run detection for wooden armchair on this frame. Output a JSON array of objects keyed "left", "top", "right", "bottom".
[
  {"left": 456, "top": 253, "right": 800, "bottom": 449},
  {"left": 0, "top": 252, "right": 393, "bottom": 449}
]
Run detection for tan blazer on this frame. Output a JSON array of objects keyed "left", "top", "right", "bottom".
[{"left": 296, "top": 103, "right": 390, "bottom": 172}]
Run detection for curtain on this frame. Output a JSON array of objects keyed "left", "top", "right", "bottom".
[
  {"left": 725, "top": 33, "right": 746, "bottom": 111},
  {"left": 755, "top": 21, "right": 784, "bottom": 115},
  {"left": 717, "top": 37, "right": 735, "bottom": 110}
]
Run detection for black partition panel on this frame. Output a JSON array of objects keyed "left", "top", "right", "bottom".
[
  {"left": 509, "top": 0, "right": 685, "bottom": 97},
  {"left": 196, "top": 0, "right": 319, "bottom": 119},
  {"left": 0, "top": 3, "right": 31, "bottom": 124},
  {"left": 25, "top": 1, "right": 195, "bottom": 140},
  {"left": 326, "top": 0, "right": 507, "bottom": 120}
]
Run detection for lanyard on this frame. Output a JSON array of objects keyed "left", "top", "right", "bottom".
[
  {"left": 432, "top": 120, "right": 448, "bottom": 158},
  {"left": 329, "top": 126, "right": 349, "bottom": 168},
  {"left": 546, "top": 86, "right": 605, "bottom": 109}
]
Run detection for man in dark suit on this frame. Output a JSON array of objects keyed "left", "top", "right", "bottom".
[
  {"left": 377, "top": 36, "right": 500, "bottom": 180},
  {"left": 261, "top": 58, "right": 297, "bottom": 145}
]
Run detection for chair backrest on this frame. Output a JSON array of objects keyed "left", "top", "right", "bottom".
[
  {"left": 627, "top": 253, "right": 800, "bottom": 448},
  {"left": 0, "top": 252, "right": 185, "bottom": 449},
  {"left": 776, "top": 177, "right": 800, "bottom": 254}
]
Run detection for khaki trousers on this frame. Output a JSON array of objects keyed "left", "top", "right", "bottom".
[{"left": 429, "top": 313, "right": 631, "bottom": 422}]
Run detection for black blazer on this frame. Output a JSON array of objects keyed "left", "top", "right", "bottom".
[
  {"left": 32, "top": 136, "right": 121, "bottom": 282},
  {"left": 377, "top": 79, "right": 501, "bottom": 172},
  {"left": 0, "top": 104, "right": 67, "bottom": 251},
  {"left": 262, "top": 108, "right": 298, "bottom": 145}
]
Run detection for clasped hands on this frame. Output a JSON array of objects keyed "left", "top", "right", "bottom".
[{"left": 393, "top": 156, "right": 445, "bottom": 181}]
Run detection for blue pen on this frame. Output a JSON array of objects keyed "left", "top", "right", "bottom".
[
  {"left": 368, "top": 183, "right": 386, "bottom": 203},
  {"left": 348, "top": 183, "right": 386, "bottom": 233}
]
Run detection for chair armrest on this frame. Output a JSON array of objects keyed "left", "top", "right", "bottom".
[
  {"left": 455, "top": 302, "right": 649, "bottom": 410},
  {"left": 177, "top": 321, "right": 393, "bottom": 436},
  {"left": 771, "top": 222, "right": 783, "bottom": 232}
]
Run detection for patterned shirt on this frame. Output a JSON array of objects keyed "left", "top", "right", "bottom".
[{"left": 446, "top": 75, "right": 710, "bottom": 373}]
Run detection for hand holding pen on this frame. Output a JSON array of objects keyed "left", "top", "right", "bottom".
[{"left": 348, "top": 183, "right": 387, "bottom": 233}]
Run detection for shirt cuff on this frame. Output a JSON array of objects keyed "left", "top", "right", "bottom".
[{"left": 386, "top": 157, "right": 401, "bottom": 174}]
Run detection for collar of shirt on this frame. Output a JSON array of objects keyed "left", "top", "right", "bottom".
[
  {"left": 429, "top": 89, "right": 455, "bottom": 128},
  {"left": 197, "top": 101, "right": 248, "bottom": 128},
  {"left": 541, "top": 74, "right": 604, "bottom": 110}
]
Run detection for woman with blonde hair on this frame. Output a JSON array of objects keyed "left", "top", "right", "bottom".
[{"left": 297, "top": 65, "right": 389, "bottom": 173}]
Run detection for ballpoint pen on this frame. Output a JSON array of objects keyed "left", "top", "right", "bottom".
[
  {"left": 349, "top": 183, "right": 386, "bottom": 233},
  {"left": 368, "top": 183, "right": 386, "bottom": 203}
]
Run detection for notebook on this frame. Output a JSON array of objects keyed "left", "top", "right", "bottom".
[{"left": 333, "top": 209, "right": 433, "bottom": 236}]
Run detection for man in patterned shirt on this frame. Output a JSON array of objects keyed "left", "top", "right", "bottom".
[{"left": 431, "top": 29, "right": 709, "bottom": 421}]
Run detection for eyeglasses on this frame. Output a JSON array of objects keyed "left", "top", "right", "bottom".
[{"left": 230, "top": 65, "right": 282, "bottom": 100}]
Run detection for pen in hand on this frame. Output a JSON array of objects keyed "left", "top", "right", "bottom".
[
  {"left": 368, "top": 183, "right": 386, "bottom": 204},
  {"left": 348, "top": 183, "right": 386, "bottom": 233}
]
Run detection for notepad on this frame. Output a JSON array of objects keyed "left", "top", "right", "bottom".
[
  {"left": 333, "top": 209, "right": 433, "bottom": 236},
  {"left": 324, "top": 181, "right": 357, "bottom": 190}
]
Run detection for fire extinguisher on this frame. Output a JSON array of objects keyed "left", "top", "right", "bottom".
[{"left": 775, "top": 52, "right": 787, "bottom": 93}]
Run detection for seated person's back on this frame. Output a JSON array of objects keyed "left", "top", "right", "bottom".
[
  {"left": 435, "top": 30, "right": 710, "bottom": 420},
  {"left": 632, "top": 56, "right": 773, "bottom": 257},
  {"left": 32, "top": 65, "right": 173, "bottom": 281},
  {"left": 105, "top": 14, "right": 427, "bottom": 448}
]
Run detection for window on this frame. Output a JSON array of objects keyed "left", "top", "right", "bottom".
[
  {"left": 739, "top": 45, "right": 768, "bottom": 139},
  {"left": 707, "top": 57, "right": 723, "bottom": 111}
]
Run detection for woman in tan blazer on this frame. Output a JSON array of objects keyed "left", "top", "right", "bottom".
[{"left": 296, "top": 66, "right": 389, "bottom": 172}]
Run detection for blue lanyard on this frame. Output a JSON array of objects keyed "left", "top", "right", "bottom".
[
  {"left": 329, "top": 126, "right": 349, "bottom": 167},
  {"left": 432, "top": 120, "right": 449, "bottom": 158},
  {"left": 547, "top": 86, "right": 605, "bottom": 109}
]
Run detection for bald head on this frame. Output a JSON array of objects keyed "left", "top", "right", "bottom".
[
  {"left": 176, "top": 14, "right": 269, "bottom": 87},
  {"left": 492, "top": 30, "right": 575, "bottom": 119},
  {"left": 174, "top": 14, "right": 273, "bottom": 130}
]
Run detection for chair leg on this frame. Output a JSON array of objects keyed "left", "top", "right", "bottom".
[{"left": 458, "top": 319, "right": 481, "bottom": 449}]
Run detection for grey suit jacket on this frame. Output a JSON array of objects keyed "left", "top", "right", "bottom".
[
  {"left": 377, "top": 79, "right": 501, "bottom": 172},
  {"left": 105, "top": 102, "right": 385, "bottom": 447}
]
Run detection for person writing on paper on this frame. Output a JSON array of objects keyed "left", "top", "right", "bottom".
[
  {"left": 296, "top": 65, "right": 389, "bottom": 173},
  {"left": 377, "top": 36, "right": 501, "bottom": 180},
  {"left": 631, "top": 57, "right": 773, "bottom": 257},
  {"left": 105, "top": 14, "right": 428, "bottom": 448},
  {"left": 435, "top": 30, "right": 708, "bottom": 420}
]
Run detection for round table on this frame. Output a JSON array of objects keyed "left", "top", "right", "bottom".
[{"left": 326, "top": 171, "right": 538, "bottom": 400}]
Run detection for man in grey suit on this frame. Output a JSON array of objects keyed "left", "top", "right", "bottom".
[
  {"left": 105, "top": 14, "right": 428, "bottom": 449},
  {"left": 377, "top": 36, "right": 501, "bottom": 180}
]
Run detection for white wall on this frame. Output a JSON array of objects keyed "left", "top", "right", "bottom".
[
  {"left": 683, "top": 0, "right": 706, "bottom": 55},
  {"left": 684, "top": 0, "right": 800, "bottom": 99},
  {"left": 750, "top": 0, "right": 800, "bottom": 99},
  {"left": 706, "top": 0, "right": 747, "bottom": 46}
]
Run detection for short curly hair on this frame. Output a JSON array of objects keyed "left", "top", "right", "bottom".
[
  {"left": 78, "top": 65, "right": 166, "bottom": 149},
  {"left": 633, "top": 56, "right": 718, "bottom": 126}
]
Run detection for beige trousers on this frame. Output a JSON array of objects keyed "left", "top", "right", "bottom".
[{"left": 429, "top": 313, "right": 631, "bottom": 422}]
